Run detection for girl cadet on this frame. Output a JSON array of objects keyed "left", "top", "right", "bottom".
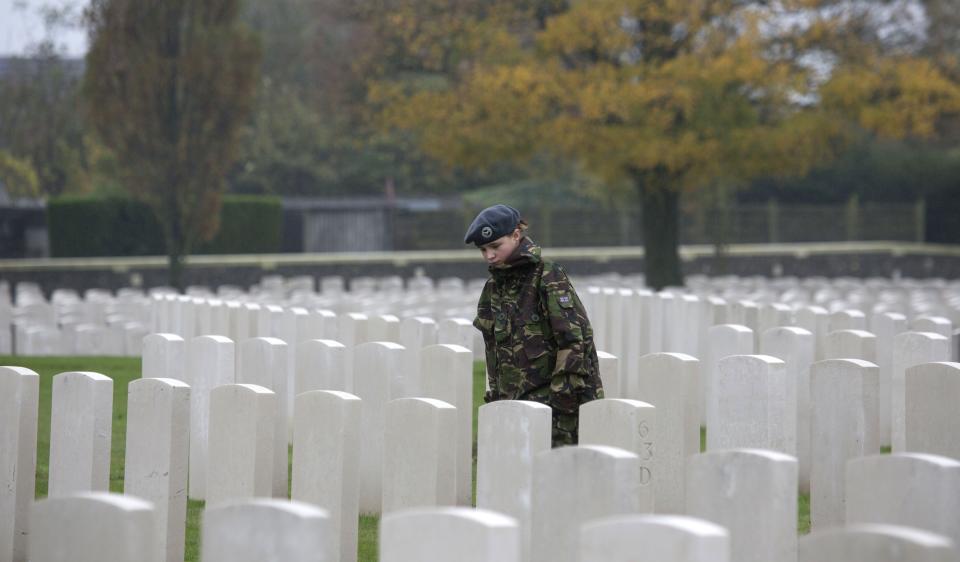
[{"left": 466, "top": 203, "right": 604, "bottom": 446}]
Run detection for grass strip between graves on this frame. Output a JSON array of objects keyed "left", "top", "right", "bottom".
[{"left": 11, "top": 355, "right": 812, "bottom": 562}]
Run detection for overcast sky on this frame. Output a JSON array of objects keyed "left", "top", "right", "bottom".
[{"left": 0, "top": 0, "right": 87, "bottom": 57}]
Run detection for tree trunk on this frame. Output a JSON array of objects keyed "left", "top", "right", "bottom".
[{"left": 636, "top": 175, "right": 683, "bottom": 290}]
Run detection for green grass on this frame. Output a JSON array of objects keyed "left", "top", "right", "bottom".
[{"left": 12, "top": 355, "right": 813, "bottom": 562}]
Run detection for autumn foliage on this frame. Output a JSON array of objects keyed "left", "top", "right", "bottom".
[{"left": 371, "top": 0, "right": 960, "bottom": 289}]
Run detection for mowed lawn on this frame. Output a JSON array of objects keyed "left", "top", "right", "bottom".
[{"left": 7, "top": 354, "right": 809, "bottom": 562}]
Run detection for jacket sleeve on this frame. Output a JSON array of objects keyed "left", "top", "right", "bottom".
[
  {"left": 541, "top": 264, "right": 593, "bottom": 414},
  {"left": 472, "top": 280, "right": 499, "bottom": 402}
]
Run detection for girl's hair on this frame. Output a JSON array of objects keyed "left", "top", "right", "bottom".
[{"left": 517, "top": 219, "right": 529, "bottom": 232}]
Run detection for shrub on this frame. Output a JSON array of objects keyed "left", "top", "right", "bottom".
[{"left": 48, "top": 195, "right": 282, "bottom": 257}]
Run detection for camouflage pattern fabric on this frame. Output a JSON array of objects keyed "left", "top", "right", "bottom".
[{"left": 473, "top": 237, "right": 604, "bottom": 447}]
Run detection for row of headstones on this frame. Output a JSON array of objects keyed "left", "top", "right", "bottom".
[
  {"left": 581, "top": 286, "right": 959, "bottom": 390},
  {"left": 18, "top": 448, "right": 960, "bottom": 562},
  {"left": 5, "top": 352, "right": 959, "bottom": 561},
  {"left": 598, "top": 322, "right": 959, "bottom": 486},
  {"left": 148, "top": 295, "right": 478, "bottom": 355}
]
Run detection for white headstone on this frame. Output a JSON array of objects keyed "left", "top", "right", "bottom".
[
  {"left": 380, "top": 507, "right": 520, "bottom": 562},
  {"left": 708, "top": 354, "right": 793, "bottom": 456},
  {"left": 799, "top": 524, "right": 958, "bottom": 562},
  {"left": 905, "top": 361, "right": 960, "bottom": 460},
  {"left": 237, "top": 337, "right": 289, "bottom": 498},
  {"left": 704, "top": 324, "right": 754, "bottom": 427},
  {"left": 48, "top": 371, "right": 113, "bottom": 497},
  {"left": 759, "top": 303, "right": 794, "bottom": 337},
  {"left": 810, "top": 358, "right": 880, "bottom": 530},
  {"left": 760, "top": 326, "right": 815, "bottom": 492},
  {"left": 309, "top": 309, "right": 338, "bottom": 341},
  {"left": 630, "top": 352, "right": 699, "bottom": 514},
  {"left": 353, "top": 341, "right": 405, "bottom": 514},
  {"left": 871, "top": 312, "right": 907, "bottom": 447},
  {"left": 438, "top": 317, "right": 475, "bottom": 355},
  {"left": 292, "top": 391, "right": 361, "bottom": 562},
  {"left": 398, "top": 316, "right": 438, "bottom": 397},
  {"left": 124, "top": 378, "right": 190, "bottom": 562},
  {"left": 829, "top": 309, "right": 867, "bottom": 332},
  {"left": 580, "top": 514, "right": 730, "bottom": 562},
  {"left": 892, "top": 332, "right": 951, "bottom": 451},
  {"left": 847, "top": 453, "right": 960, "bottom": 549},
  {"left": 0, "top": 366, "right": 38, "bottom": 562},
  {"left": 338, "top": 312, "right": 369, "bottom": 348},
  {"left": 419, "top": 344, "right": 474, "bottom": 506},
  {"left": 382, "top": 397, "right": 457, "bottom": 514},
  {"left": 142, "top": 333, "right": 185, "bottom": 381},
  {"left": 796, "top": 305, "right": 829, "bottom": 361},
  {"left": 29, "top": 492, "right": 159, "bottom": 562},
  {"left": 824, "top": 329, "right": 877, "bottom": 363},
  {"left": 186, "top": 335, "right": 235, "bottom": 500},
  {"left": 368, "top": 314, "right": 401, "bottom": 343},
  {"left": 476, "top": 400, "right": 552, "bottom": 562},
  {"left": 206, "top": 384, "right": 276, "bottom": 508},
  {"left": 596, "top": 352, "right": 621, "bottom": 399},
  {"left": 579, "top": 399, "right": 656, "bottom": 512},
  {"left": 531, "top": 445, "right": 641, "bottom": 562},
  {"left": 202, "top": 499, "right": 331, "bottom": 562},
  {"left": 296, "top": 338, "right": 350, "bottom": 395},
  {"left": 685, "top": 449, "right": 797, "bottom": 562},
  {"left": 912, "top": 316, "right": 954, "bottom": 340}
]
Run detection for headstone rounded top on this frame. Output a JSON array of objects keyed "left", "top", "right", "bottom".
[
  {"left": 896, "top": 331, "right": 949, "bottom": 342},
  {"left": 540, "top": 444, "right": 640, "bottom": 461},
  {"left": 479, "top": 399, "right": 552, "bottom": 413},
  {"left": 596, "top": 351, "right": 618, "bottom": 360},
  {"left": 698, "top": 448, "right": 797, "bottom": 464},
  {"left": 54, "top": 371, "right": 112, "bottom": 382},
  {"left": 719, "top": 354, "right": 786, "bottom": 366},
  {"left": 583, "top": 514, "right": 729, "bottom": 539},
  {"left": 298, "top": 389, "right": 361, "bottom": 402},
  {"left": 383, "top": 507, "right": 518, "bottom": 529},
  {"left": 215, "top": 383, "right": 274, "bottom": 396},
  {"left": 813, "top": 358, "right": 878, "bottom": 370},
  {"left": 304, "top": 338, "right": 346, "bottom": 349},
  {"left": 812, "top": 523, "right": 956, "bottom": 550},
  {"left": 242, "top": 337, "right": 287, "bottom": 347},
  {"left": 0, "top": 365, "right": 39, "bottom": 378},
  {"left": 207, "top": 498, "right": 329, "bottom": 520},
  {"left": 38, "top": 491, "right": 155, "bottom": 513},
  {"left": 390, "top": 397, "right": 456, "bottom": 410},
  {"left": 580, "top": 398, "right": 654, "bottom": 411},
  {"left": 192, "top": 335, "right": 234, "bottom": 344},
  {"left": 130, "top": 377, "right": 189, "bottom": 389},
  {"left": 828, "top": 329, "right": 876, "bottom": 338},
  {"left": 423, "top": 343, "right": 471, "bottom": 354},
  {"left": 145, "top": 333, "right": 185, "bottom": 343},
  {"left": 638, "top": 352, "right": 699, "bottom": 363},
  {"left": 712, "top": 324, "right": 753, "bottom": 334},
  {"left": 762, "top": 326, "right": 813, "bottom": 337},
  {"left": 852, "top": 452, "right": 960, "bottom": 470},
  {"left": 356, "top": 341, "right": 405, "bottom": 351}
]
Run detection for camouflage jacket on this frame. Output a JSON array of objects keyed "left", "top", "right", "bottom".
[{"left": 473, "top": 237, "right": 603, "bottom": 414}]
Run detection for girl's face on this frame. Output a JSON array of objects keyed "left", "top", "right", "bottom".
[{"left": 479, "top": 229, "right": 521, "bottom": 267}]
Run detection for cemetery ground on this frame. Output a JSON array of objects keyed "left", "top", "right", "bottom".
[{"left": 10, "top": 354, "right": 813, "bottom": 561}]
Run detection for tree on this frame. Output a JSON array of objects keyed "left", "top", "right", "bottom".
[
  {"left": 373, "top": 1, "right": 960, "bottom": 289},
  {"left": 83, "top": 0, "right": 260, "bottom": 287},
  {"left": 0, "top": 45, "right": 88, "bottom": 197},
  {"left": 0, "top": 150, "right": 40, "bottom": 198}
]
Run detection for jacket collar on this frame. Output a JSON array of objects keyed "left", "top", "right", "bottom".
[{"left": 490, "top": 237, "right": 541, "bottom": 278}]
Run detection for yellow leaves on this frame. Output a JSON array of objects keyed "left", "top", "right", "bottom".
[
  {"left": 0, "top": 150, "right": 40, "bottom": 199},
  {"left": 823, "top": 56, "right": 960, "bottom": 140}
]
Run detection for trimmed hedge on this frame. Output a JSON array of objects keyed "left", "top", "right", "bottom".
[{"left": 48, "top": 195, "right": 282, "bottom": 257}]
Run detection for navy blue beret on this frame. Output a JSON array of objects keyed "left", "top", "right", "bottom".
[{"left": 464, "top": 204, "right": 521, "bottom": 246}]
